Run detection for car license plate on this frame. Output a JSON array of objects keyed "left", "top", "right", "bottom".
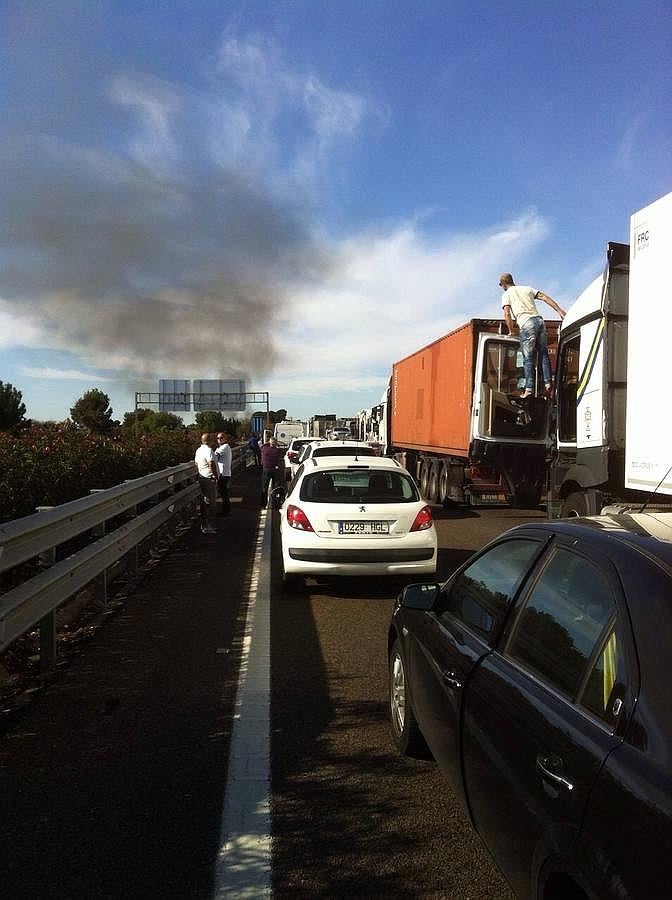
[{"left": 338, "top": 521, "right": 390, "bottom": 534}]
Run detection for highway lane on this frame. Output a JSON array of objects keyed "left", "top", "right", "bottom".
[
  {"left": 270, "top": 502, "right": 546, "bottom": 899},
  {"left": 0, "top": 476, "right": 264, "bottom": 900},
  {"left": 0, "top": 465, "right": 545, "bottom": 898}
]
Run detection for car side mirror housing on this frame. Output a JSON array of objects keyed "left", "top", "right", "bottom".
[{"left": 398, "top": 582, "right": 440, "bottom": 610}]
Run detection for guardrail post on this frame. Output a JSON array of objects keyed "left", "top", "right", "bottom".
[
  {"left": 89, "top": 490, "right": 109, "bottom": 608},
  {"left": 36, "top": 506, "right": 57, "bottom": 670},
  {"left": 128, "top": 504, "right": 140, "bottom": 575},
  {"left": 164, "top": 476, "right": 177, "bottom": 542}
]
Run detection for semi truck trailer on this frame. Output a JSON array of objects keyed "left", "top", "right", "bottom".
[{"left": 384, "top": 318, "right": 560, "bottom": 507}]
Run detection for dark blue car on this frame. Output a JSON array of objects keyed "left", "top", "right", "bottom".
[{"left": 388, "top": 513, "right": 672, "bottom": 900}]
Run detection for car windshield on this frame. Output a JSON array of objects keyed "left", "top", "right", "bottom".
[
  {"left": 312, "top": 446, "right": 375, "bottom": 458},
  {"left": 300, "top": 469, "right": 418, "bottom": 503}
]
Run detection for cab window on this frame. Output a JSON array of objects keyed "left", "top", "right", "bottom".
[{"left": 558, "top": 333, "right": 580, "bottom": 443}]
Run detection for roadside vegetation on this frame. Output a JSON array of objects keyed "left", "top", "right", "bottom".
[{"left": 0, "top": 383, "right": 248, "bottom": 523}]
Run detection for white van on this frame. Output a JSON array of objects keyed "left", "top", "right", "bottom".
[{"left": 274, "top": 421, "right": 305, "bottom": 447}]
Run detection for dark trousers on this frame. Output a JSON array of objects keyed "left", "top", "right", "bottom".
[
  {"left": 261, "top": 468, "right": 280, "bottom": 505},
  {"left": 218, "top": 475, "right": 231, "bottom": 515}
]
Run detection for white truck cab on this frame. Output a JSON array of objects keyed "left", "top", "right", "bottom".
[{"left": 549, "top": 191, "right": 672, "bottom": 516}]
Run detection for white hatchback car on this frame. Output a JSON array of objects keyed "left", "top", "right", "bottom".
[
  {"left": 283, "top": 437, "right": 324, "bottom": 480},
  {"left": 280, "top": 456, "right": 437, "bottom": 589},
  {"left": 296, "top": 439, "right": 377, "bottom": 469}
]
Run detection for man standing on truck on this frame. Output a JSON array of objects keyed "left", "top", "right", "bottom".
[{"left": 499, "top": 273, "right": 566, "bottom": 399}]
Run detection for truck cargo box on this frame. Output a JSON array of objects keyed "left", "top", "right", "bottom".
[{"left": 391, "top": 319, "right": 558, "bottom": 456}]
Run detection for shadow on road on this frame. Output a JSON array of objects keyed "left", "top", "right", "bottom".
[{"left": 268, "top": 511, "right": 510, "bottom": 900}]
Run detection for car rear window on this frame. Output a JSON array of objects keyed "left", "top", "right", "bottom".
[
  {"left": 300, "top": 469, "right": 418, "bottom": 503},
  {"left": 312, "top": 446, "right": 375, "bottom": 458}
]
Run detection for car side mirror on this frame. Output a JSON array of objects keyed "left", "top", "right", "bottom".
[{"left": 398, "top": 582, "right": 440, "bottom": 610}]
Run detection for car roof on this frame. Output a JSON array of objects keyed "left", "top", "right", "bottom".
[
  {"left": 305, "top": 456, "right": 403, "bottom": 472},
  {"left": 312, "top": 440, "right": 371, "bottom": 449},
  {"left": 506, "top": 513, "right": 672, "bottom": 569}
]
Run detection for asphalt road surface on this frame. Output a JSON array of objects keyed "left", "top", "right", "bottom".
[{"left": 0, "top": 468, "right": 546, "bottom": 899}]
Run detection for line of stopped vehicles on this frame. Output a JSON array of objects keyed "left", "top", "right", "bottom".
[{"left": 272, "top": 192, "right": 672, "bottom": 900}]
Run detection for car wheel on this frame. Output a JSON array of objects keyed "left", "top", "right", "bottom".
[
  {"left": 282, "top": 571, "right": 304, "bottom": 594},
  {"left": 389, "top": 639, "right": 428, "bottom": 757}
]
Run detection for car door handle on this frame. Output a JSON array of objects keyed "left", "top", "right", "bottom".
[
  {"left": 536, "top": 755, "right": 574, "bottom": 792},
  {"left": 442, "top": 670, "right": 463, "bottom": 690}
]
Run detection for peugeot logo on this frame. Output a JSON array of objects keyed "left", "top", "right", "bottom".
[{"left": 359, "top": 505, "right": 366, "bottom": 512}]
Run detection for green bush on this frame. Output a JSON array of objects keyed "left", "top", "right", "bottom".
[{"left": 0, "top": 423, "right": 197, "bottom": 523}]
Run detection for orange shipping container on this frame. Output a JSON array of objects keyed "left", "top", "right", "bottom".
[{"left": 391, "top": 319, "right": 559, "bottom": 457}]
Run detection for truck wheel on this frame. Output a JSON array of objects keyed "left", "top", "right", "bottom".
[
  {"left": 438, "top": 463, "right": 449, "bottom": 504},
  {"left": 561, "top": 492, "right": 589, "bottom": 518},
  {"left": 428, "top": 463, "right": 440, "bottom": 504},
  {"left": 389, "top": 640, "right": 429, "bottom": 758},
  {"left": 419, "top": 461, "right": 431, "bottom": 500}
]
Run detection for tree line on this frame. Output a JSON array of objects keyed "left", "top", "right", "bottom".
[
  {"left": 0, "top": 381, "right": 288, "bottom": 438},
  {"left": 0, "top": 380, "right": 294, "bottom": 522}
]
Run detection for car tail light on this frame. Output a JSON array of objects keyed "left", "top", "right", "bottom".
[
  {"left": 287, "top": 504, "right": 314, "bottom": 531},
  {"left": 288, "top": 451, "right": 298, "bottom": 461},
  {"left": 410, "top": 505, "right": 433, "bottom": 532}
]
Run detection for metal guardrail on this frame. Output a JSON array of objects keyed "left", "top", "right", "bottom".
[{"left": 0, "top": 446, "right": 248, "bottom": 666}]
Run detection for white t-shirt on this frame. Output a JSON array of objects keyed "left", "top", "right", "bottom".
[
  {"left": 195, "top": 443, "right": 215, "bottom": 477},
  {"left": 501, "top": 285, "right": 540, "bottom": 331},
  {"left": 215, "top": 443, "right": 232, "bottom": 477}
]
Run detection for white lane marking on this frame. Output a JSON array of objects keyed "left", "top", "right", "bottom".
[{"left": 213, "top": 508, "right": 272, "bottom": 898}]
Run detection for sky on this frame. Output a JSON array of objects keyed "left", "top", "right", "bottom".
[{"left": 1, "top": 0, "right": 670, "bottom": 425}]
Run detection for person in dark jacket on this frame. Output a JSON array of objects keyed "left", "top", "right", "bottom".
[
  {"left": 248, "top": 432, "right": 261, "bottom": 468},
  {"left": 260, "top": 437, "right": 284, "bottom": 507}
]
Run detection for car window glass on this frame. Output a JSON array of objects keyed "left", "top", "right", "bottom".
[
  {"left": 313, "top": 446, "right": 375, "bottom": 458},
  {"left": 300, "top": 469, "right": 417, "bottom": 503},
  {"left": 581, "top": 629, "right": 625, "bottom": 727},
  {"left": 508, "top": 548, "right": 615, "bottom": 699},
  {"left": 441, "top": 539, "right": 540, "bottom": 640}
]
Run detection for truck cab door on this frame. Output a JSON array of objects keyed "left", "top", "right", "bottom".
[
  {"left": 557, "top": 319, "right": 606, "bottom": 451},
  {"left": 472, "top": 334, "right": 547, "bottom": 442}
]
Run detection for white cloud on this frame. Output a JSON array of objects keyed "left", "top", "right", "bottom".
[
  {"left": 20, "top": 366, "right": 120, "bottom": 382},
  {"left": 108, "top": 72, "right": 182, "bottom": 168},
  {"left": 272, "top": 211, "right": 551, "bottom": 394},
  {"left": 215, "top": 34, "right": 375, "bottom": 191},
  {"left": 0, "top": 305, "right": 42, "bottom": 348},
  {"left": 613, "top": 114, "right": 644, "bottom": 174}
]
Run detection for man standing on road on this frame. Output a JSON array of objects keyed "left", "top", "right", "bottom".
[
  {"left": 195, "top": 433, "right": 218, "bottom": 534},
  {"left": 499, "top": 273, "right": 566, "bottom": 399},
  {"left": 215, "top": 431, "right": 232, "bottom": 517},
  {"left": 248, "top": 432, "right": 261, "bottom": 468},
  {"left": 260, "top": 436, "right": 284, "bottom": 507}
]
